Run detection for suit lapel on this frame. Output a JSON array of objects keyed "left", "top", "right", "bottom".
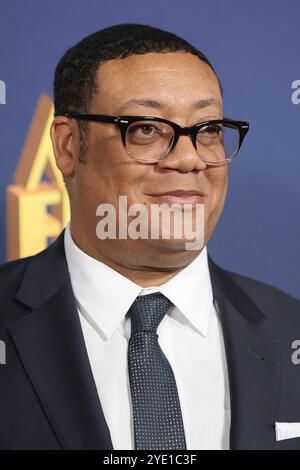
[
  {"left": 208, "top": 256, "right": 281, "bottom": 450},
  {"left": 7, "top": 231, "right": 113, "bottom": 450}
]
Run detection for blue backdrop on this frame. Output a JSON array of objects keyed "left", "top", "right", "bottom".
[{"left": 0, "top": 0, "right": 299, "bottom": 299}]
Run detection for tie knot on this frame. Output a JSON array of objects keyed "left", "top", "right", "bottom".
[{"left": 129, "top": 292, "right": 172, "bottom": 334}]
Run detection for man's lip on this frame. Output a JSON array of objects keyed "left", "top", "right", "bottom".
[
  {"left": 145, "top": 190, "right": 207, "bottom": 206},
  {"left": 146, "top": 190, "right": 207, "bottom": 197}
]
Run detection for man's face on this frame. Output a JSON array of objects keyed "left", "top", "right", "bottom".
[{"left": 60, "top": 52, "right": 228, "bottom": 269}]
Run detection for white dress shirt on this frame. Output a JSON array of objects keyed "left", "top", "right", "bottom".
[{"left": 64, "top": 223, "right": 231, "bottom": 450}]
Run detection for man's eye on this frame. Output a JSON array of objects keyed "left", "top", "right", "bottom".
[
  {"left": 140, "top": 125, "right": 155, "bottom": 135},
  {"left": 131, "top": 124, "right": 158, "bottom": 136},
  {"left": 200, "top": 124, "right": 222, "bottom": 134}
]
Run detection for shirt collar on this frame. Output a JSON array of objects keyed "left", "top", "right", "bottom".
[
  {"left": 64, "top": 223, "right": 213, "bottom": 340},
  {"left": 157, "top": 246, "right": 214, "bottom": 337}
]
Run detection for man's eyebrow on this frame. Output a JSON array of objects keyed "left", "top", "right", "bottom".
[{"left": 118, "top": 98, "right": 220, "bottom": 112}]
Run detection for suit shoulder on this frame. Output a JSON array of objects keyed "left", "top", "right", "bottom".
[
  {"left": 0, "top": 255, "right": 32, "bottom": 282},
  {"left": 220, "top": 264, "right": 300, "bottom": 323},
  {"left": 0, "top": 236, "right": 57, "bottom": 287},
  {"left": 228, "top": 268, "right": 299, "bottom": 303},
  {"left": 0, "top": 255, "right": 35, "bottom": 302}
]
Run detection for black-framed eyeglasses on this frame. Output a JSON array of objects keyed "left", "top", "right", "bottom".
[{"left": 60, "top": 112, "right": 249, "bottom": 165}]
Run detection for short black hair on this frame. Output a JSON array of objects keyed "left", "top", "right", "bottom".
[{"left": 53, "top": 23, "right": 222, "bottom": 157}]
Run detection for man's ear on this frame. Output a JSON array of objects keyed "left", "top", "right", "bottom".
[{"left": 50, "top": 116, "right": 80, "bottom": 178}]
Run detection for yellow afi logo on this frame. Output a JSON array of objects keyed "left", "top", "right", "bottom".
[{"left": 6, "top": 94, "right": 70, "bottom": 260}]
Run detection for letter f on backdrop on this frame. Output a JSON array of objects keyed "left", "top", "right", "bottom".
[{"left": 6, "top": 94, "right": 70, "bottom": 260}]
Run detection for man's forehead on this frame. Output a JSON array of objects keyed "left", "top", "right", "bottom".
[
  {"left": 117, "top": 97, "right": 222, "bottom": 113},
  {"left": 97, "top": 52, "right": 219, "bottom": 88},
  {"left": 99, "top": 51, "right": 212, "bottom": 71},
  {"left": 95, "top": 53, "right": 222, "bottom": 113}
]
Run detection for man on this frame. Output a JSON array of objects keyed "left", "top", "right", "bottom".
[{"left": 0, "top": 23, "right": 300, "bottom": 451}]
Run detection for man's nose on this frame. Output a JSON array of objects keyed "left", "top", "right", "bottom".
[{"left": 156, "top": 134, "right": 207, "bottom": 173}]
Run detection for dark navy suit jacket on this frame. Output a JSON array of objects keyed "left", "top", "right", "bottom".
[{"left": 0, "top": 229, "right": 300, "bottom": 450}]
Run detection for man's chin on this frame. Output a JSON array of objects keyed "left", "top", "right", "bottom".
[{"left": 146, "top": 235, "right": 205, "bottom": 253}]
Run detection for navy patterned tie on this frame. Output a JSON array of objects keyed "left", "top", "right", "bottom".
[{"left": 127, "top": 292, "right": 187, "bottom": 450}]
